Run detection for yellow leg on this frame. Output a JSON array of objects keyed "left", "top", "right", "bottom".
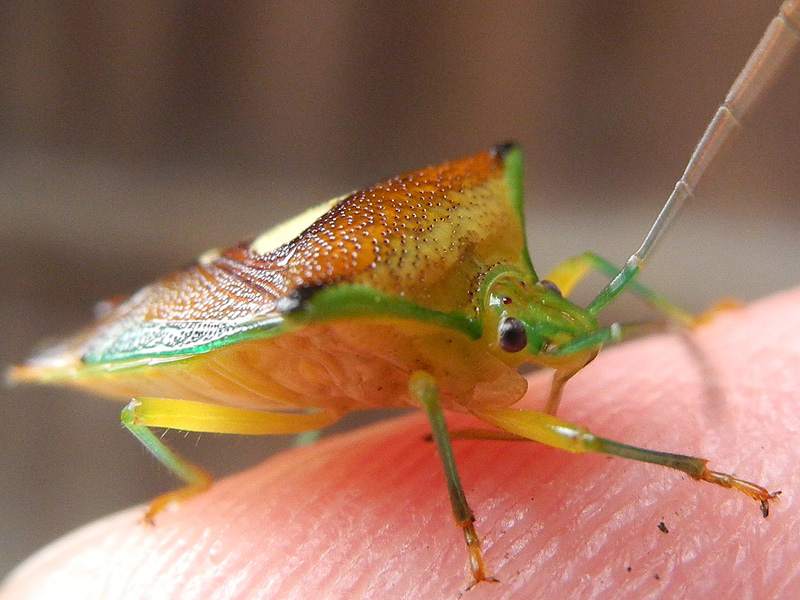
[
  {"left": 544, "top": 366, "right": 587, "bottom": 415},
  {"left": 544, "top": 254, "right": 594, "bottom": 299},
  {"left": 544, "top": 253, "right": 741, "bottom": 415},
  {"left": 543, "top": 252, "right": 704, "bottom": 416},
  {"left": 545, "top": 252, "right": 696, "bottom": 326},
  {"left": 471, "top": 405, "right": 779, "bottom": 517},
  {"left": 122, "top": 397, "right": 342, "bottom": 521}
]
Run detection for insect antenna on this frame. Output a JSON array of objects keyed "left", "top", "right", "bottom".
[{"left": 588, "top": 0, "right": 800, "bottom": 314}]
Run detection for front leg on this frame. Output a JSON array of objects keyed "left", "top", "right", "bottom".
[
  {"left": 409, "top": 372, "right": 497, "bottom": 590},
  {"left": 471, "top": 405, "right": 778, "bottom": 517}
]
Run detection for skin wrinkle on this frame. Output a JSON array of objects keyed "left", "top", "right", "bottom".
[{"left": 2, "top": 288, "right": 800, "bottom": 599}]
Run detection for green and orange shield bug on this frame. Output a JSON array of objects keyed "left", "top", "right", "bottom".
[{"left": 10, "top": 0, "right": 799, "bottom": 588}]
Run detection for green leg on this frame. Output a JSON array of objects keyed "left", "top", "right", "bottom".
[
  {"left": 546, "top": 252, "right": 695, "bottom": 324},
  {"left": 409, "top": 372, "right": 497, "bottom": 589},
  {"left": 545, "top": 322, "right": 659, "bottom": 415},
  {"left": 472, "top": 405, "right": 779, "bottom": 517},
  {"left": 542, "top": 366, "right": 582, "bottom": 416},
  {"left": 544, "top": 252, "right": 700, "bottom": 415},
  {"left": 545, "top": 252, "right": 738, "bottom": 414},
  {"left": 122, "top": 397, "right": 342, "bottom": 521},
  {"left": 294, "top": 429, "right": 322, "bottom": 447}
]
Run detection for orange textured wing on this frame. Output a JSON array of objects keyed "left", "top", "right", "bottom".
[{"left": 15, "top": 144, "right": 530, "bottom": 373}]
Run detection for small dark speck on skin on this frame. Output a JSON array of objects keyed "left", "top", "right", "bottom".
[
  {"left": 626, "top": 566, "right": 632, "bottom": 573},
  {"left": 653, "top": 574, "right": 661, "bottom": 581},
  {"left": 658, "top": 521, "right": 669, "bottom": 533}
]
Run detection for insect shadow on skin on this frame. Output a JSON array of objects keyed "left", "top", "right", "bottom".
[{"left": 8, "top": 0, "right": 800, "bottom": 590}]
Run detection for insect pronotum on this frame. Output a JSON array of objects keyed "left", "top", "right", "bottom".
[{"left": 9, "top": 0, "right": 799, "bottom": 588}]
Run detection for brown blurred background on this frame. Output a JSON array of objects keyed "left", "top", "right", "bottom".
[{"left": 2, "top": 0, "right": 799, "bottom": 580}]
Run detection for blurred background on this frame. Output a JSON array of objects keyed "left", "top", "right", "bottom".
[{"left": 2, "top": 0, "right": 799, "bottom": 580}]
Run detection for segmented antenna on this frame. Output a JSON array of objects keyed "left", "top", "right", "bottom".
[{"left": 589, "top": 0, "right": 800, "bottom": 314}]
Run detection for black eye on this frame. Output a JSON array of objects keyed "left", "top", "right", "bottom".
[
  {"left": 498, "top": 317, "right": 527, "bottom": 353},
  {"left": 540, "top": 279, "right": 562, "bottom": 297}
]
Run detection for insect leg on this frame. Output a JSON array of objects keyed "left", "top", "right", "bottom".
[
  {"left": 409, "top": 372, "right": 497, "bottom": 589},
  {"left": 546, "top": 252, "right": 694, "bottom": 324},
  {"left": 547, "top": 251, "right": 742, "bottom": 328},
  {"left": 293, "top": 429, "right": 322, "bottom": 447},
  {"left": 121, "top": 397, "right": 341, "bottom": 520},
  {"left": 536, "top": 324, "right": 628, "bottom": 415},
  {"left": 448, "top": 428, "right": 526, "bottom": 441},
  {"left": 543, "top": 366, "right": 586, "bottom": 416},
  {"left": 547, "top": 314, "right": 737, "bottom": 417},
  {"left": 472, "top": 406, "right": 779, "bottom": 517}
]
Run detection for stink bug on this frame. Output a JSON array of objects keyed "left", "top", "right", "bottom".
[{"left": 8, "top": 0, "right": 799, "bottom": 589}]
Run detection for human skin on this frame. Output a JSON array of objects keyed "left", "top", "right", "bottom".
[{"left": 2, "top": 287, "right": 799, "bottom": 599}]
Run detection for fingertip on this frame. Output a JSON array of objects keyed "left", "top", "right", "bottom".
[{"left": 4, "top": 288, "right": 800, "bottom": 599}]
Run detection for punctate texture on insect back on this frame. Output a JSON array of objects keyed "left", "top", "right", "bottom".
[
  {"left": 8, "top": 1, "right": 799, "bottom": 588},
  {"left": 13, "top": 145, "right": 533, "bottom": 414},
  {"left": 253, "top": 146, "right": 531, "bottom": 311}
]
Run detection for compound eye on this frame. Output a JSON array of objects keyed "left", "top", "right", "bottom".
[
  {"left": 498, "top": 317, "right": 528, "bottom": 353},
  {"left": 540, "top": 279, "right": 563, "bottom": 297}
]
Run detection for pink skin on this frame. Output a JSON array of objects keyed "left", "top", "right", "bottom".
[{"left": 2, "top": 288, "right": 800, "bottom": 599}]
